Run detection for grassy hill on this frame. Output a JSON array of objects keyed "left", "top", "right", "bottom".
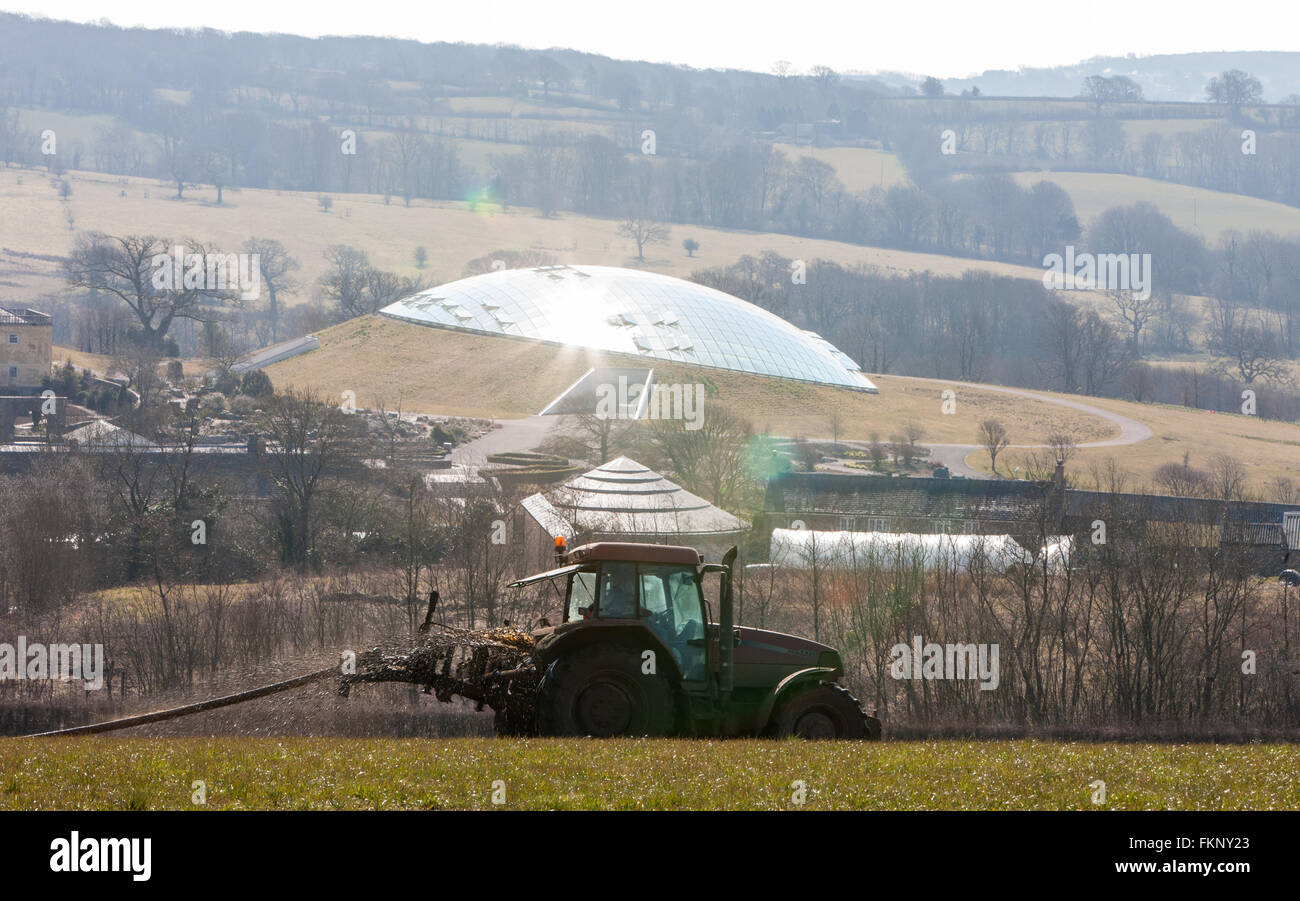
[
  {"left": 264, "top": 315, "right": 1114, "bottom": 445},
  {"left": 772, "top": 144, "right": 911, "bottom": 192},
  {"left": 0, "top": 164, "right": 1050, "bottom": 309},
  {"left": 1012, "top": 170, "right": 1300, "bottom": 239},
  {"left": 267, "top": 314, "right": 1300, "bottom": 490}
]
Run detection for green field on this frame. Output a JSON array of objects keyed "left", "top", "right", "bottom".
[{"left": 2, "top": 738, "right": 1297, "bottom": 810}]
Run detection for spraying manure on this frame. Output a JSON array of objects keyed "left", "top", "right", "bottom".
[
  {"left": 30, "top": 541, "right": 881, "bottom": 740},
  {"left": 339, "top": 623, "right": 541, "bottom": 735}
]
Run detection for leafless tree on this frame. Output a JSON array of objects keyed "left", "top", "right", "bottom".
[
  {"left": 64, "top": 233, "right": 237, "bottom": 348},
  {"left": 256, "top": 388, "right": 365, "bottom": 567},
  {"left": 242, "top": 237, "right": 299, "bottom": 344},
  {"left": 979, "top": 419, "right": 1010, "bottom": 474},
  {"left": 1046, "top": 431, "right": 1078, "bottom": 465},
  {"left": 616, "top": 216, "right": 671, "bottom": 261}
]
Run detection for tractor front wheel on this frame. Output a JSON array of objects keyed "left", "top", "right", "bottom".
[
  {"left": 536, "top": 642, "right": 677, "bottom": 737},
  {"left": 773, "top": 682, "right": 876, "bottom": 740}
]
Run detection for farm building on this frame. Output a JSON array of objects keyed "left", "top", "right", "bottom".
[
  {"left": 514, "top": 456, "right": 749, "bottom": 571},
  {"left": 0, "top": 307, "right": 52, "bottom": 395}
]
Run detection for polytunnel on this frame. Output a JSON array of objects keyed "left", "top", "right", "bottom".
[{"left": 768, "top": 529, "right": 1073, "bottom": 573}]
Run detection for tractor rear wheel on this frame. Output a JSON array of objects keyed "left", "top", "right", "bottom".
[
  {"left": 536, "top": 642, "right": 677, "bottom": 737},
  {"left": 773, "top": 682, "right": 876, "bottom": 740}
]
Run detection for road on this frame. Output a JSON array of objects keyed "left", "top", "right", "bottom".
[
  {"left": 450, "top": 415, "right": 558, "bottom": 466},
  {"left": 445, "top": 380, "right": 1154, "bottom": 480},
  {"left": 819, "top": 378, "right": 1153, "bottom": 479}
]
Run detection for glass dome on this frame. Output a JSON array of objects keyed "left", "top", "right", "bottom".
[{"left": 379, "top": 265, "right": 877, "bottom": 392}]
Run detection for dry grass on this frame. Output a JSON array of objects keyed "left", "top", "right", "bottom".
[
  {"left": 265, "top": 315, "right": 1114, "bottom": 444},
  {"left": 273, "top": 311, "right": 1300, "bottom": 489},
  {"left": 773, "top": 143, "right": 911, "bottom": 192},
  {"left": 49, "top": 345, "right": 117, "bottom": 376},
  {"left": 0, "top": 164, "right": 1051, "bottom": 309},
  {"left": 50, "top": 345, "right": 209, "bottom": 379},
  {"left": 1011, "top": 170, "right": 1300, "bottom": 241},
  {"left": 965, "top": 390, "right": 1300, "bottom": 489}
]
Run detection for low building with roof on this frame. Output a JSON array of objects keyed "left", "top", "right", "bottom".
[
  {"left": 514, "top": 456, "right": 748, "bottom": 571},
  {"left": 1, "top": 307, "right": 52, "bottom": 395},
  {"left": 763, "top": 470, "right": 1064, "bottom": 539},
  {"left": 64, "top": 419, "right": 157, "bottom": 449},
  {"left": 763, "top": 470, "right": 1300, "bottom": 574}
]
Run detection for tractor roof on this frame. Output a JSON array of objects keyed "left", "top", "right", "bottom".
[{"left": 565, "top": 542, "right": 703, "bottom": 566}]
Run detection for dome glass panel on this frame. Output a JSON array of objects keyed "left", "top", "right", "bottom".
[{"left": 379, "top": 265, "right": 877, "bottom": 392}]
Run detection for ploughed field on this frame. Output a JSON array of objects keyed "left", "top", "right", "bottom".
[{"left": 1, "top": 738, "right": 1296, "bottom": 810}]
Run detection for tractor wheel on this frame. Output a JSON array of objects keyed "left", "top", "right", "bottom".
[
  {"left": 773, "top": 682, "right": 876, "bottom": 740},
  {"left": 536, "top": 643, "right": 677, "bottom": 738}
]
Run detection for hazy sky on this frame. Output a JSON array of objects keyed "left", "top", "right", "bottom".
[{"left": 5, "top": 0, "right": 1298, "bottom": 78}]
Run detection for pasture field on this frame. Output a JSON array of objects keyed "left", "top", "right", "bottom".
[
  {"left": 1, "top": 737, "right": 1296, "bottom": 810},
  {"left": 1010, "top": 170, "right": 1300, "bottom": 240},
  {"left": 772, "top": 143, "right": 911, "bottom": 191},
  {"left": 0, "top": 164, "right": 1052, "bottom": 309}
]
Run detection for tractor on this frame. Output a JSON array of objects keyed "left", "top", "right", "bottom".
[
  {"left": 33, "top": 540, "right": 879, "bottom": 741},
  {"left": 499, "top": 539, "right": 881, "bottom": 739}
]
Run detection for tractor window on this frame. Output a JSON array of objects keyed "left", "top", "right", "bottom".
[
  {"left": 567, "top": 570, "right": 597, "bottom": 622},
  {"left": 638, "top": 564, "right": 706, "bottom": 681},
  {"left": 597, "top": 562, "right": 637, "bottom": 619},
  {"left": 639, "top": 571, "right": 668, "bottom": 615}
]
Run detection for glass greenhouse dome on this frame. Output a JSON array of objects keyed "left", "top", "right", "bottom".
[{"left": 378, "top": 265, "right": 877, "bottom": 392}]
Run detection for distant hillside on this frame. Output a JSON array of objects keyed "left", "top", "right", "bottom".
[{"left": 854, "top": 52, "right": 1300, "bottom": 102}]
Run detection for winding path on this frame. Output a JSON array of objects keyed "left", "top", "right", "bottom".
[
  {"left": 445, "top": 379, "right": 1155, "bottom": 481},
  {"left": 450, "top": 415, "right": 557, "bottom": 466},
  {"left": 825, "top": 377, "right": 1153, "bottom": 479}
]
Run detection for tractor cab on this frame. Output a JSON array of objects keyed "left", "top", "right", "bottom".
[{"left": 549, "top": 540, "right": 710, "bottom": 682}]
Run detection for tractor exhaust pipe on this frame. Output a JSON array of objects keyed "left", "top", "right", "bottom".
[{"left": 719, "top": 546, "right": 738, "bottom": 702}]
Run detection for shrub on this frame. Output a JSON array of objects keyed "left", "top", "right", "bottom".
[
  {"left": 228, "top": 395, "right": 260, "bottom": 417},
  {"left": 199, "top": 392, "right": 228, "bottom": 418},
  {"left": 239, "top": 369, "right": 273, "bottom": 397}
]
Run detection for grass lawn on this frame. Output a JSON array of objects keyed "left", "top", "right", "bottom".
[{"left": 1, "top": 737, "right": 1296, "bottom": 810}]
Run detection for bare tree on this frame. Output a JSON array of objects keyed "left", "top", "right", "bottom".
[
  {"left": 640, "top": 405, "right": 754, "bottom": 509},
  {"left": 1046, "top": 431, "right": 1078, "bottom": 465},
  {"left": 242, "top": 237, "right": 299, "bottom": 344},
  {"left": 1109, "top": 288, "right": 1160, "bottom": 352},
  {"left": 565, "top": 412, "right": 628, "bottom": 465},
  {"left": 827, "top": 409, "right": 844, "bottom": 448},
  {"left": 979, "top": 419, "right": 1010, "bottom": 474},
  {"left": 1207, "top": 453, "right": 1248, "bottom": 502},
  {"left": 256, "top": 389, "right": 365, "bottom": 567},
  {"left": 1206, "top": 69, "right": 1263, "bottom": 114},
  {"left": 1153, "top": 460, "right": 1210, "bottom": 497},
  {"left": 616, "top": 216, "right": 671, "bottom": 261},
  {"left": 64, "top": 233, "right": 238, "bottom": 348},
  {"left": 901, "top": 420, "right": 925, "bottom": 466},
  {"left": 318, "top": 246, "right": 425, "bottom": 321},
  {"left": 1209, "top": 300, "right": 1289, "bottom": 385}
]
